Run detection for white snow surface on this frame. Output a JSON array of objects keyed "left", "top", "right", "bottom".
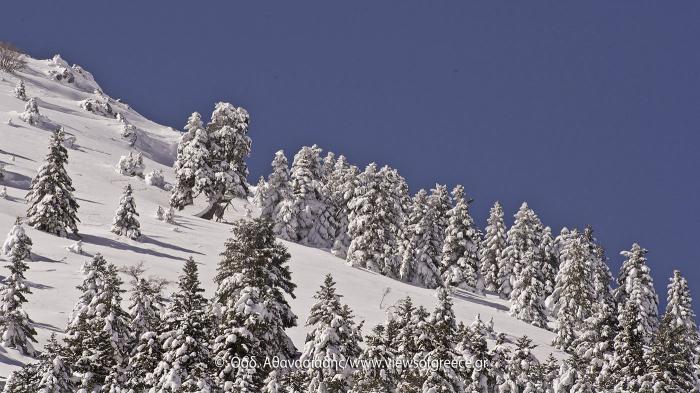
[{"left": 0, "top": 55, "right": 563, "bottom": 380}]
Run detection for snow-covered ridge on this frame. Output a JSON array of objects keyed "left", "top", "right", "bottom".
[{"left": 0, "top": 53, "right": 562, "bottom": 382}]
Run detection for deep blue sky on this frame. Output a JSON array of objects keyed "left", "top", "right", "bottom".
[{"left": 3, "top": 2, "right": 699, "bottom": 311}]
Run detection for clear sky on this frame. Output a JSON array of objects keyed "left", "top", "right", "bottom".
[{"left": 3, "top": 1, "right": 699, "bottom": 311}]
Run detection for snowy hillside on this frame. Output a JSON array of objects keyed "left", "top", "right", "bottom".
[{"left": 0, "top": 54, "right": 563, "bottom": 382}]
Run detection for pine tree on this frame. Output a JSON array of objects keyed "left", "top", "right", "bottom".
[
  {"left": 212, "top": 219, "right": 297, "bottom": 390},
  {"left": 497, "top": 202, "right": 544, "bottom": 299},
  {"left": 480, "top": 201, "right": 507, "bottom": 292},
  {"left": 262, "top": 150, "right": 291, "bottom": 221},
  {"left": 399, "top": 189, "right": 444, "bottom": 288},
  {"left": 440, "top": 185, "right": 482, "bottom": 291},
  {"left": 19, "top": 97, "right": 40, "bottom": 125},
  {"left": 548, "top": 233, "right": 596, "bottom": 351},
  {"left": 347, "top": 163, "right": 405, "bottom": 278},
  {"left": 0, "top": 235, "right": 37, "bottom": 355},
  {"left": 25, "top": 127, "right": 80, "bottom": 236},
  {"left": 36, "top": 334, "right": 75, "bottom": 393},
  {"left": 351, "top": 323, "right": 399, "bottom": 393},
  {"left": 2, "top": 363, "right": 40, "bottom": 393},
  {"left": 613, "top": 243, "right": 659, "bottom": 344},
  {"left": 329, "top": 157, "right": 358, "bottom": 259},
  {"left": 540, "top": 226, "right": 558, "bottom": 298},
  {"left": 170, "top": 114, "right": 208, "bottom": 209},
  {"left": 13, "top": 79, "right": 27, "bottom": 101},
  {"left": 300, "top": 274, "right": 363, "bottom": 393},
  {"left": 488, "top": 333, "right": 513, "bottom": 393},
  {"left": 65, "top": 262, "right": 130, "bottom": 391},
  {"left": 640, "top": 271, "right": 699, "bottom": 392},
  {"left": 553, "top": 353, "right": 594, "bottom": 393},
  {"left": 150, "top": 257, "right": 214, "bottom": 393},
  {"left": 2, "top": 218, "right": 32, "bottom": 260},
  {"left": 509, "top": 250, "right": 548, "bottom": 327},
  {"left": 571, "top": 299, "right": 618, "bottom": 388},
  {"left": 111, "top": 183, "right": 141, "bottom": 239},
  {"left": 457, "top": 323, "right": 491, "bottom": 393},
  {"left": 508, "top": 336, "right": 540, "bottom": 392},
  {"left": 392, "top": 297, "right": 424, "bottom": 393}
]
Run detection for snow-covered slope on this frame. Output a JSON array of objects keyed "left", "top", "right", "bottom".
[{"left": 0, "top": 54, "right": 563, "bottom": 380}]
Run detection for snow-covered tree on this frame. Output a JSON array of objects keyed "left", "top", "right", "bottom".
[
  {"left": 553, "top": 353, "right": 594, "bottom": 393},
  {"left": 122, "top": 124, "right": 137, "bottom": 146},
  {"left": 300, "top": 274, "right": 363, "bottom": 393},
  {"left": 2, "top": 363, "right": 40, "bottom": 393},
  {"left": 25, "top": 127, "right": 80, "bottom": 236},
  {"left": 212, "top": 218, "right": 297, "bottom": 390},
  {"left": 150, "top": 257, "right": 214, "bottom": 393},
  {"left": 111, "top": 183, "right": 141, "bottom": 239},
  {"left": 65, "top": 262, "right": 130, "bottom": 391},
  {"left": 19, "top": 97, "right": 41, "bottom": 125},
  {"left": 347, "top": 163, "right": 405, "bottom": 277},
  {"left": 263, "top": 150, "right": 291, "bottom": 221},
  {"left": 457, "top": 323, "right": 491, "bottom": 393},
  {"left": 509, "top": 250, "right": 548, "bottom": 327},
  {"left": 0, "top": 235, "right": 37, "bottom": 355},
  {"left": 480, "top": 201, "right": 507, "bottom": 292},
  {"left": 497, "top": 202, "right": 544, "bottom": 299},
  {"left": 548, "top": 233, "right": 596, "bottom": 351},
  {"left": 488, "top": 333, "right": 512, "bottom": 393},
  {"left": 125, "top": 267, "right": 167, "bottom": 343},
  {"left": 351, "top": 322, "right": 399, "bottom": 393},
  {"left": 170, "top": 112, "right": 207, "bottom": 210},
  {"left": 613, "top": 243, "right": 659, "bottom": 344},
  {"left": 2, "top": 218, "right": 32, "bottom": 260},
  {"left": 508, "top": 336, "right": 540, "bottom": 392},
  {"left": 571, "top": 298, "right": 618, "bottom": 388},
  {"left": 145, "top": 169, "right": 165, "bottom": 188},
  {"left": 540, "top": 226, "right": 558, "bottom": 298},
  {"left": 440, "top": 185, "right": 482, "bottom": 291},
  {"left": 36, "top": 334, "right": 76, "bottom": 393},
  {"left": 13, "top": 79, "right": 27, "bottom": 101},
  {"left": 328, "top": 156, "right": 358, "bottom": 259},
  {"left": 116, "top": 152, "right": 145, "bottom": 177}
]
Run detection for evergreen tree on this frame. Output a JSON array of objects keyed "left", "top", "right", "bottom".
[
  {"left": 571, "top": 299, "right": 618, "bottom": 388},
  {"left": 480, "top": 201, "right": 507, "bottom": 292},
  {"left": 540, "top": 226, "right": 558, "bottom": 298},
  {"left": 111, "top": 183, "right": 141, "bottom": 239},
  {"left": 150, "top": 257, "right": 214, "bottom": 393},
  {"left": 0, "top": 235, "right": 37, "bottom": 355},
  {"left": 328, "top": 157, "right": 358, "bottom": 259},
  {"left": 2, "top": 363, "right": 40, "bottom": 393},
  {"left": 170, "top": 119, "right": 209, "bottom": 210},
  {"left": 212, "top": 218, "right": 297, "bottom": 390},
  {"left": 300, "top": 274, "right": 363, "bottom": 393},
  {"left": 548, "top": 233, "right": 596, "bottom": 351},
  {"left": 553, "top": 353, "right": 594, "bottom": 393},
  {"left": 36, "top": 334, "right": 75, "bottom": 393},
  {"left": 497, "top": 202, "right": 544, "bottom": 299},
  {"left": 2, "top": 218, "right": 32, "bottom": 260},
  {"left": 262, "top": 150, "right": 291, "bottom": 221},
  {"left": 508, "top": 336, "right": 540, "bottom": 392},
  {"left": 488, "top": 333, "right": 513, "bottom": 393},
  {"left": 351, "top": 323, "right": 399, "bottom": 393},
  {"left": 509, "top": 250, "right": 548, "bottom": 327},
  {"left": 399, "top": 189, "right": 443, "bottom": 288},
  {"left": 613, "top": 243, "right": 659, "bottom": 344},
  {"left": 19, "top": 97, "right": 40, "bottom": 125},
  {"left": 347, "top": 163, "right": 405, "bottom": 278},
  {"left": 25, "top": 127, "right": 80, "bottom": 236},
  {"left": 440, "top": 185, "right": 482, "bottom": 291},
  {"left": 457, "top": 322, "right": 491, "bottom": 393},
  {"left": 65, "top": 262, "right": 130, "bottom": 391},
  {"left": 13, "top": 79, "right": 27, "bottom": 101}
]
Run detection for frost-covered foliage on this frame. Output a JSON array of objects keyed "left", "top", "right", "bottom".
[
  {"left": 327, "top": 156, "right": 358, "bottom": 259},
  {"left": 145, "top": 169, "right": 166, "bottom": 188},
  {"left": 13, "top": 80, "right": 26, "bottom": 101},
  {"left": 0, "top": 186, "right": 7, "bottom": 199},
  {"left": 122, "top": 124, "right": 137, "bottom": 146},
  {"left": 0, "top": 230, "right": 37, "bottom": 355},
  {"left": 480, "top": 201, "right": 506, "bottom": 292},
  {"left": 300, "top": 274, "right": 363, "bottom": 393},
  {"left": 347, "top": 163, "right": 406, "bottom": 277},
  {"left": 18, "top": 97, "right": 42, "bottom": 125},
  {"left": 170, "top": 103, "right": 251, "bottom": 219},
  {"left": 26, "top": 127, "right": 80, "bottom": 236},
  {"left": 509, "top": 250, "right": 548, "bottom": 327},
  {"left": 116, "top": 151, "right": 145, "bottom": 177},
  {"left": 212, "top": 218, "right": 297, "bottom": 390},
  {"left": 440, "top": 185, "right": 482, "bottom": 291},
  {"left": 79, "top": 97, "right": 115, "bottom": 118},
  {"left": 2, "top": 219, "right": 32, "bottom": 260},
  {"left": 613, "top": 243, "right": 658, "bottom": 344},
  {"left": 261, "top": 150, "right": 290, "bottom": 221},
  {"left": 111, "top": 183, "right": 141, "bottom": 239},
  {"left": 66, "top": 239, "right": 83, "bottom": 254}
]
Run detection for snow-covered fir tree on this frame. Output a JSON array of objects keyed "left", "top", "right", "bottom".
[
  {"left": 497, "top": 202, "right": 545, "bottom": 299},
  {"left": 262, "top": 150, "right": 291, "bottom": 221},
  {"left": 65, "top": 262, "right": 130, "bottom": 391},
  {"left": 351, "top": 322, "right": 400, "bottom": 393},
  {"left": 211, "top": 218, "right": 297, "bottom": 390},
  {"left": 116, "top": 151, "right": 145, "bottom": 177},
  {"left": 253, "top": 175, "right": 267, "bottom": 207},
  {"left": 347, "top": 163, "right": 405, "bottom": 278},
  {"left": 457, "top": 322, "right": 491, "bottom": 393},
  {"left": 36, "top": 334, "right": 76, "bottom": 393},
  {"left": 300, "top": 274, "right": 363, "bottom": 393},
  {"left": 19, "top": 97, "right": 40, "bottom": 125},
  {"left": 0, "top": 235, "right": 37, "bottom": 355},
  {"left": 480, "top": 201, "right": 507, "bottom": 292},
  {"left": 509, "top": 250, "right": 548, "bottom": 327},
  {"left": 150, "top": 257, "right": 214, "bottom": 393},
  {"left": 2, "top": 363, "right": 40, "bottom": 393},
  {"left": 2, "top": 218, "right": 32, "bottom": 260},
  {"left": 145, "top": 168, "right": 165, "bottom": 188},
  {"left": 553, "top": 353, "right": 594, "bottom": 393},
  {"left": 111, "top": 183, "right": 141, "bottom": 239},
  {"left": 508, "top": 336, "right": 540, "bottom": 392},
  {"left": 613, "top": 243, "right": 659, "bottom": 344},
  {"left": 13, "top": 79, "right": 27, "bottom": 101},
  {"left": 571, "top": 298, "right": 618, "bottom": 389},
  {"left": 25, "top": 127, "right": 80, "bottom": 236},
  {"left": 328, "top": 156, "right": 358, "bottom": 259},
  {"left": 640, "top": 271, "right": 699, "bottom": 392},
  {"left": 399, "top": 188, "right": 444, "bottom": 288},
  {"left": 548, "top": 232, "right": 596, "bottom": 351},
  {"left": 439, "top": 185, "right": 482, "bottom": 291},
  {"left": 540, "top": 226, "right": 558, "bottom": 298},
  {"left": 170, "top": 103, "right": 251, "bottom": 220},
  {"left": 488, "top": 333, "right": 512, "bottom": 393}
]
